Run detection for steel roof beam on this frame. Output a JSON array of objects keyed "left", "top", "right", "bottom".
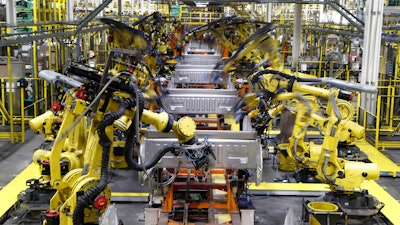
[
  {"left": 0, "top": 26, "right": 107, "bottom": 47},
  {"left": 326, "top": 0, "right": 364, "bottom": 32},
  {"left": 75, "top": 0, "right": 113, "bottom": 34},
  {"left": 303, "top": 26, "right": 400, "bottom": 43}
]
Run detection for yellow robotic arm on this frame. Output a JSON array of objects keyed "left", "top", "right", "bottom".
[
  {"left": 32, "top": 62, "right": 202, "bottom": 225},
  {"left": 37, "top": 72, "right": 201, "bottom": 225},
  {"left": 140, "top": 110, "right": 196, "bottom": 144},
  {"left": 249, "top": 69, "right": 379, "bottom": 193}
]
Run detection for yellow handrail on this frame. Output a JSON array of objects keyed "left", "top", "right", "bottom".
[{"left": 0, "top": 100, "right": 10, "bottom": 121}]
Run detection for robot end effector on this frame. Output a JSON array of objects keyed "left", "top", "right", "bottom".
[{"left": 139, "top": 110, "right": 215, "bottom": 170}]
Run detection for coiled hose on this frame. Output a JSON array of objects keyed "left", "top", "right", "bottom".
[
  {"left": 322, "top": 150, "right": 336, "bottom": 183},
  {"left": 321, "top": 94, "right": 342, "bottom": 183},
  {"left": 330, "top": 93, "right": 342, "bottom": 126},
  {"left": 293, "top": 138, "right": 304, "bottom": 162},
  {"left": 72, "top": 97, "right": 135, "bottom": 225}
]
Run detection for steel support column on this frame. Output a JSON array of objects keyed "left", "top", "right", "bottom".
[
  {"left": 292, "top": 2, "right": 302, "bottom": 69},
  {"left": 266, "top": 3, "right": 272, "bottom": 23},
  {"left": 6, "top": 0, "right": 16, "bottom": 30},
  {"left": 66, "top": 0, "right": 74, "bottom": 22},
  {"left": 118, "top": 0, "right": 122, "bottom": 20},
  {"left": 360, "top": 0, "right": 383, "bottom": 115}
]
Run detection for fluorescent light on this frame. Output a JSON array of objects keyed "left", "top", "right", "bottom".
[{"left": 195, "top": 1, "right": 208, "bottom": 7}]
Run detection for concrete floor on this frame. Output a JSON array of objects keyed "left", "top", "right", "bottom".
[
  {"left": 0, "top": 131, "right": 38, "bottom": 187},
  {"left": 107, "top": 159, "right": 305, "bottom": 225},
  {"left": 0, "top": 130, "right": 302, "bottom": 225},
  {"left": 113, "top": 197, "right": 305, "bottom": 225},
  {"left": 0, "top": 130, "right": 399, "bottom": 225}
]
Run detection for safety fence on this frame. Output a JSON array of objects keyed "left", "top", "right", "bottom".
[
  {"left": 0, "top": 76, "right": 51, "bottom": 142},
  {"left": 179, "top": 12, "right": 224, "bottom": 25},
  {"left": 357, "top": 86, "right": 400, "bottom": 150}
]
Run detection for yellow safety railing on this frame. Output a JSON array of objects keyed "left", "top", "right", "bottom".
[
  {"left": 0, "top": 76, "right": 49, "bottom": 142},
  {"left": 356, "top": 86, "right": 400, "bottom": 150},
  {"left": 179, "top": 11, "right": 224, "bottom": 25},
  {"left": 357, "top": 106, "right": 378, "bottom": 147}
]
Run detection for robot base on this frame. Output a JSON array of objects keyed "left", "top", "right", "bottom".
[{"left": 303, "top": 191, "right": 386, "bottom": 225}]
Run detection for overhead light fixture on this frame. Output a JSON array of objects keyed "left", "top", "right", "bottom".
[{"left": 194, "top": 1, "right": 208, "bottom": 7}]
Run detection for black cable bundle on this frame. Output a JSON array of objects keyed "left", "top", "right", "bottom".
[
  {"left": 123, "top": 82, "right": 179, "bottom": 171},
  {"left": 125, "top": 142, "right": 178, "bottom": 171},
  {"left": 72, "top": 97, "right": 135, "bottom": 225}
]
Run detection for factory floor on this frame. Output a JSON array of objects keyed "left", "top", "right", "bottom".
[{"left": 1, "top": 129, "right": 400, "bottom": 225}]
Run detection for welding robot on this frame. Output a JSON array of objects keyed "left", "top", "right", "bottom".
[
  {"left": 26, "top": 59, "right": 215, "bottom": 225},
  {"left": 23, "top": 17, "right": 228, "bottom": 225},
  {"left": 242, "top": 69, "right": 382, "bottom": 223}
]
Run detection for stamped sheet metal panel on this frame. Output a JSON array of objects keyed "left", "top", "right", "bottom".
[
  {"left": 162, "top": 88, "right": 240, "bottom": 114},
  {"left": 180, "top": 54, "right": 222, "bottom": 65},
  {"left": 174, "top": 64, "right": 225, "bottom": 84},
  {"left": 140, "top": 130, "right": 263, "bottom": 184}
]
